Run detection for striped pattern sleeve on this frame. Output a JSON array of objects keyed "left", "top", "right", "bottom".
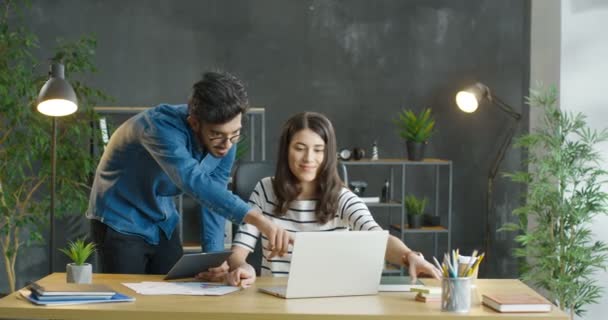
[
  {"left": 338, "top": 188, "right": 382, "bottom": 231},
  {"left": 232, "top": 181, "right": 264, "bottom": 252}
]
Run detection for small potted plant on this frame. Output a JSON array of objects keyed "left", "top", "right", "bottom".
[
  {"left": 404, "top": 195, "right": 427, "bottom": 229},
  {"left": 394, "top": 108, "right": 435, "bottom": 161},
  {"left": 59, "top": 239, "right": 96, "bottom": 284}
]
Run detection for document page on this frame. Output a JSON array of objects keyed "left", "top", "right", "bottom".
[{"left": 122, "top": 282, "right": 240, "bottom": 296}]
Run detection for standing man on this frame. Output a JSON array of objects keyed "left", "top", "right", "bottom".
[{"left": 87, "top": 71, "right": 289, "bottom": 274}]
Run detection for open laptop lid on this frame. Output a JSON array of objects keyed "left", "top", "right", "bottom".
[{"left": 283, "top": 230, "right": 388, "bottom": 298}]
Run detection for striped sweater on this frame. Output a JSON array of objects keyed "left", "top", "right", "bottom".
[{"left": 233, "top": 177, "right": 382, "bottom": 276}]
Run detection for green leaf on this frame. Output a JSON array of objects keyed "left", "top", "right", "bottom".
[
  {"left": 403, "top": 194, "right": 427, "bottom": 215},
  {"left": 394, "top": 107, "right": 436, "bottom": 143},
  {"left": 59, "top": 238, "right": 96, "bottom": 265}
]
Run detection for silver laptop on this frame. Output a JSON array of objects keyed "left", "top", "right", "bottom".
[{"left": 259, "top": 230, "right": 388, "bottom": 299}]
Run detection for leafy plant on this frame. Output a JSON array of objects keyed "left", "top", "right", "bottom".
[
  {"left": 404, "top": 195, "right": 427, "bottom": 216},
  {"left": 394, "top": 108, "right": 435, "bottom": 143},
  {"left": 59, "top": 239, "right": 96, "bottom": 266},
  {"left": 0, "top": 0, "right": 109, "bottom": 292},
  {"left": 501, "top": 86, "right": 608, "bottom": 319}
]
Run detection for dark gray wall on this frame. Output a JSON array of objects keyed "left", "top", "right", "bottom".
[{"left": 1, "top": 0, "right": 530, "bottom": 292}]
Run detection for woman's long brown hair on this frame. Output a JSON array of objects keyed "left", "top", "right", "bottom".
[{"left": 272, "top": 112, "right": 343, "bottom": 224}]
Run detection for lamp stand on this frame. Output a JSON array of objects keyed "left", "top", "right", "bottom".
[
  {"left": 49, "top": 117, "right": 57, "bottom": 274},
  {"left": 483, "top": 116, "right": 521, "bottom": 275}
]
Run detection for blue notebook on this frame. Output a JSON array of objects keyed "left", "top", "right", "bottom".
[
  {"left": 19, "top": 289, "right": 135, "bottom": 306},
  {"left": 33, "top": 294, "right": 114, "bottom": 301}
]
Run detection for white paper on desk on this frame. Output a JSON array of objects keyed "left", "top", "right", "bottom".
[
  {"left": 378, "top": 284, "right": 426, "bottom": 292},
  {"left": 122, "top": 282, "right": 240, "bottom": 296}
]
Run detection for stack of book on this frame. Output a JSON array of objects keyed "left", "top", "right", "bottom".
[
  {"left": 19, "top": 282, "right": 135, "bottom": 306},
  {"left": 411, "top": 286, "right": 441, "bottom": 303}
]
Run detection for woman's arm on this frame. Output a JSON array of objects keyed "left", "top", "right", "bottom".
[
  {"left": 337, "top": 189, "right": 441, "bottom": 281},
  {"left": 226, "top": 246, "right": 257, "bottom": 287},
  {"left": 385, "top": 235, "right": 442, "bottom": 282}
]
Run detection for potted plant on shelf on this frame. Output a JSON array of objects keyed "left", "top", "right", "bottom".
[
  {"left": 394, "top": 108, "right": 435, "bottom": 161},
  {"left": 404, "top": 195, "right": 427, "bottom": 229},
  {"left": 501, "top": 86, "right": 608, "bottom": 319},
  {"left": 59, "top": 239, "right": 96, "bottom": 284}
]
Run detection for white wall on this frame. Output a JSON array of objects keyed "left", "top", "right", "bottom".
[{"left": 561, "top": 0, "right": 608, "bottom": 319}]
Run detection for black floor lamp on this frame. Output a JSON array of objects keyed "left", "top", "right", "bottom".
[
  {"left": 455, "top": 82, "right": 522, "bottom": 271},
  {"left": 36, "top": 63, "right": 78, "bottom": 274}
]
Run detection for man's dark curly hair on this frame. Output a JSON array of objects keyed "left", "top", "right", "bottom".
[{"left": 188, "top": 71, "right": 249, "bottom": 124}]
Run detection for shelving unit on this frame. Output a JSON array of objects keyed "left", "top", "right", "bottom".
[{"left": 340, "top": 158, "right": 452, "bottom": 274}]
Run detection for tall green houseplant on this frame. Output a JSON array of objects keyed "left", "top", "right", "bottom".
[
  {"left": 0, "top": 0, "right": 109, "bottom": 293},
  {"left": 502, "top": 87, "right": 608, "bottom": 319}
]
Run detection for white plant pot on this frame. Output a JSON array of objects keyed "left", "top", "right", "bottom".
[{"left": 66, "top": 263, "right": 92, "bottom": 284}]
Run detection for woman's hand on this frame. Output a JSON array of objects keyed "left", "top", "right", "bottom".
[
  {"left": 403, "top": 251, "right": 443, "bottom": 283},
  {"left": 226, "top": 264, "right": 257, "bottom": 288},
  {"left": 244, "top": 210, "right": 293, "bottom": 258}
]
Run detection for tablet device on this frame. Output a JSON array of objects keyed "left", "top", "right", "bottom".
[{"left": 164, "top": 251, "right": 232, "bottom": 280}]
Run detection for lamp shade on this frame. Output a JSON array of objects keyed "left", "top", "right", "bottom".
[
  {"left": 37, "top": 63, "right": 78, "bottom": 117},
  {"left": 455, "top": 82, "right": 490, "bottom": 113}
]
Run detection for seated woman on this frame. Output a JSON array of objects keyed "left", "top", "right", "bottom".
[{"left": 227, "top": 112, "right": 442, "bottom": 287}]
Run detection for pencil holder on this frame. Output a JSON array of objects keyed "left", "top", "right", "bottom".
[{"left": 441, "top": 276, "right": 472, "bottom": 313}]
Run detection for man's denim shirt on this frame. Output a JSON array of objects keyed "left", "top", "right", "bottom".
[{"left": 86, "top": 104, "right": 250, "bottom": 250}]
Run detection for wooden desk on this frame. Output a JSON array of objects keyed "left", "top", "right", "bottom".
[{"left": 0, "top": 273, "right": 568, "bottom": 320}]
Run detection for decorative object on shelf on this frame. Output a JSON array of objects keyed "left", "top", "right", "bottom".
[
  {"left": 404, "top": 195, "right": 427, "bottom": 229},
  {"left": 352, "top": 147, "right": 365, "bottom": 160},
  {"left": 371, "top": 140, "right": 379, "bottom": 160},
  {"left": 338, "top": 148, "right": 352, "bottom": 161},
  {"left": 394, "top": 108, "right": 435, "bottom": 161},
  {"left": 424, "top": 214, "right": 441, "bottom": 227},
  {"left": 455, "top": 82, "right": 521, "bottom": 263},
  {"left": 380, "top": 179, "right": 390, "bottom": 203},
  {"left": 60, "top": 239, "right": 96, "bottom": 284},
  {"left": 500, "top": 86, "right": 608, "bottom": 319},
  {"left": 348, "top": 180, "right": 367, "bottom": 196}
]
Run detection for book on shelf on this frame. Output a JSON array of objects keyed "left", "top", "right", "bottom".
[
  {"left": 360, "top": 196, "right": 380, "bottom": 203},
  {"left": 482, "top": 293, "right": 552, "bottom": 313},
  {"left": 29, "top": 282, "right": 115, "bottom": 297}
]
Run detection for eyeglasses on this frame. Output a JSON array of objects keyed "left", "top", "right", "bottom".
[{"left": 209, "top": 133, "right": 241, "bottom": 145}]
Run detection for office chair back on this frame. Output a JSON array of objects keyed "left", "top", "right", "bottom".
[
  {"left": 233, "top": 162, "right": 276, "bottom": 201},
  {"left": 232, "top": 161, "right": 275, "bottom": 275}
]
